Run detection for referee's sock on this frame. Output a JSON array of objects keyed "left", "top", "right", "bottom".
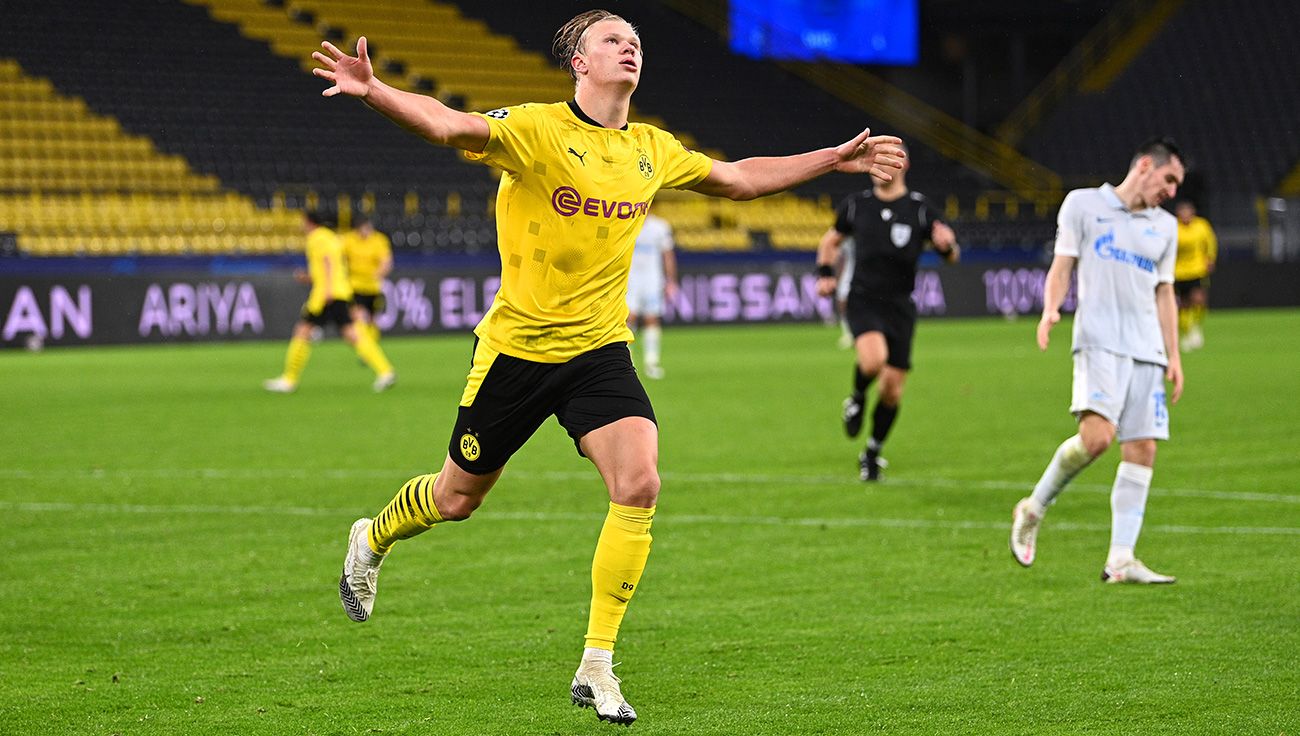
[
  {"left": 869, "top": 400, "right": 899, "bottom": 449},
  {"left": 585, "top": 502, "right": 655, "bottom": 651},
  {"left": 282, "top": 335, "right": 311, "bottom": 384},
  {"left": 368, "top": 473, "right": 443, "bottom": 555},
  {"left": 852, "top": 365, "right": 873, "bottom": 400}
]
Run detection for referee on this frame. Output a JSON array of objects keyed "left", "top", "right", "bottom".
[{"left": 815, "top": 147, "right": 958, "bottom": 480}]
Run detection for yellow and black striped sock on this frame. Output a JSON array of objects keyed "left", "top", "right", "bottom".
[
  {"left": 282, "top": 336, "right": 311, "bottom": 383},
  {"left": 368, "top": 473, "right": 442, "bottom": 555},
  {"left": 585, "top": 502, "right": 655, "bottom": 651},
  {"left": 353, "top": 329, "right": 393, "bottom": 377}
]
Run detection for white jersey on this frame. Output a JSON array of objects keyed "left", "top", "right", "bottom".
[
  {"left": 629, "top": 214, "right": 673, "bottom": 294},
  {"left": 1055, "top": 184, "right": 1177, "bottom": 365}
]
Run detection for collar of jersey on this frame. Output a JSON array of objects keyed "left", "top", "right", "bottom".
[
  {"left": 1100, "top": 183, "right": 1158, "bottom": 218},
  {"left": 566, "top": 100, "right": 629, "bottom": 131}
]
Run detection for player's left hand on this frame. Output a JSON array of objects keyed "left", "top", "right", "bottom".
[
  {"left": 1166, "top": 360, "right": 1183, "bottom": 403},
  {"left": 833, "top": 129, "right": 905, "bottom": 183},
  {"left": 816, "top": 276, "right": 837, "bottom": 297},
  {"left": 931, "top": 221, "right": 957, "bottom": 250}
]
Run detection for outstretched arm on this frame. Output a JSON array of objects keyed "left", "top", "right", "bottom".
[
  {"left": 313, "top": 37, "right": 489, "bottom": 152},
  {"left": 690, "top": 129, "right": 904, "bottom": 201}
]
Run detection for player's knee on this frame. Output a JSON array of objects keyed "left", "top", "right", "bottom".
[
  {"left": 1123, "top": 440, "right": 1157, "bottom": 467},
  {"left": 612, "top": 469, "right": 660, "bottom": 508},
  {"left": 857, "top": 357, "right": 885, "bottom": 377},
  {"left": 435, "top": 492, "right": 482, "bottom": 521},
  {"left": 1081, "top": 430, "right": 1114, "bottom": 458}
]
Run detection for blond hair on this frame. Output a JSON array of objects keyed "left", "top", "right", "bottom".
[{"left": 552, "top": 9, "right": 635, "bottom": 82}]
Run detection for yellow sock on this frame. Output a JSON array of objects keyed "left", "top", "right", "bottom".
[
  {"left": 353, "top": 328, "right": 393, "bottom": 376},
  {"left": 368, "top": 473, "right": 443, "bottom": 554},
  {"left": 585, "top": 502, "right": 655, "bottom": 650},
  {"left": 1178, "top": 308, "right": 1192, "bottom": 336},
  {"left": 1192, "top": 303, "right": 1207, "bottom": 328},
  {"left": 282, "top": 336, "right": 311, "bottom": 383},
  {"left": 368, "top": 322, "right": 382, "bottom": 345}
]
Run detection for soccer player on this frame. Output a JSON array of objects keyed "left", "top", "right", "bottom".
[
  {"left": 264, "top": 211, "right": 397, "bottom": 393},
  {"left": 1173, "top": 199, "right": 1217, "bottom": 351},
  {"left": 1010, "top": 137, "right": 1186, "bottom": 584},
  {"left": 314, "top": 9, "right": 903, "bottom": 725},
  {"left": 625, "top": 212, "right": 677, "bottom": 379},
  {"left": 814, "top": 146, "right": 959, "bottom": 481},
  {"left": 341, "top": 215, "right": 393, "bottom": 345}
]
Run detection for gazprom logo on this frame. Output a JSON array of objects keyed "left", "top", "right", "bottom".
[
  {"left": 1094, "top": 229, "right": 1156, "bottom": 273},
  {"left": 551, "top": 186, "right": 651, "bottom": 219}
]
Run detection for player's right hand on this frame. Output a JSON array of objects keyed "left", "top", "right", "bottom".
[
  {"left": 816, "top": 276, "right": 837, "bottom": 297},
  {"left": 1036, "top": 310, "right": 1059, "bottom": 351},
  {"left": 313, "top": 36, "right": 374, "bottom": 98}
]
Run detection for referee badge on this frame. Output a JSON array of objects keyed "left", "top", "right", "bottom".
[
  {"left": 890, "top": 223, "right": 912, "bottom": 248},
  {"left": 459, "top": 433, "right": 481, "bottom": 462}
]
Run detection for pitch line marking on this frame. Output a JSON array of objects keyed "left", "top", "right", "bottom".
[
  {"left": 0, "top": 500, "right": 1296, "bottom": 537},
  {"left": 1, "top": 467, "right": 1298, "bottom": 505}
]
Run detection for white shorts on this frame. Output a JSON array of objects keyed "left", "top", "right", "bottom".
[
  {"left": 836, "top": 258, "right": 854, "bottom": 302},
  {"left": 626, "top": 278, "right": 664, "bottom": 317},
  {"left": 1070, "top": 349, "right": 1170, "bottom": 442}
]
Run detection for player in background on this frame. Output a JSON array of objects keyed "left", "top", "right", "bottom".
[
  {"left": 264, "top": 211, "right": 397, "bottom": 394},
  {"left": 625, "top": 212, "right": 677, "bottom": 379},
  {"left": 314, "top": 9, "right": 903, "bottom": 725},
  {"left": 833, "top": 237, "right": 855, "bottom": 349},
  {"left": 342, "top": 215, "right": 393, "bottom": 346},
  {"left": 815, "top": 145, "right": 959, "bottom": 481},
  {"left": 1010, "top": 137, "right": 1185, "bottom": 584},
  {"left": 1173, "top": 199, "right": 1217, "bottom": 351}
]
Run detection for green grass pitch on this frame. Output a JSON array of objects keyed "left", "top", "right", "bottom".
[{"left": 1, "top": 310, "right": 1297, "bottom": 735}]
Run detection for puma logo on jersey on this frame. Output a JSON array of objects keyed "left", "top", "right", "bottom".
[{"left": 567, "top": 148, "right": 588, "bottom": 166}]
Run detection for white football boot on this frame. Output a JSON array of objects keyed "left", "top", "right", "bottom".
[
  {"left": 1010, "top": 497, "right": 1044, "bottom": 567},
  {"left": 1102, "top": 558, "right": 1176, "bottom": 584},
  {"left": 571, "top": 660, "right": 637, "bottom": 725},
  {"left": 262, "top": 376, "right": 296, "bottom": 393},
  {"left": 372, "top": 372, "right": 397, "bottom": 393},
  {"left": 339, "top": 518, "right": 384, "bottom": 621}
]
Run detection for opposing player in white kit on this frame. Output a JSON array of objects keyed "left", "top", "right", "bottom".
[
  {"left": 1011, "top": 137, "right": 1186, "bottom": 584},
  {"left": 626, "top": 213, "right": 678, "bottom": 379}
]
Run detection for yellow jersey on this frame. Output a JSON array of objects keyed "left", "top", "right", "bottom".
[
  {"left": 306, "top": 225, "right": 352, "bottom": 311},
  {"left": 342, "top": 230, "right": 392, "bottom": 294},
  {"left": 1175, "top": 215, "right": 1217, "bottom": 281},
  {"left": 464, "top": 101, "right": 713, "bottom": 362}
]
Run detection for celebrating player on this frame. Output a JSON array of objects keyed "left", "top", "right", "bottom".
[
  {"left": 814, "top": 144, "right": 959, "bottom": 481},
  {"left": 1011, "top": 137, "right": 1185, "bottom": 584},
  {"left": 315, "top": 9, "right": 902, "bottom": 725}
]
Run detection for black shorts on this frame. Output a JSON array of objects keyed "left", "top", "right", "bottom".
[
  {"left": 352, "top": 291, "right": 385, "bottom": 317},
  {"left": 302, "top": 300, "right": 353, "bottom": 329},
  {"left": 448, "top": 340, "right": 657, "bottom": 474},
  {"left": 845, "top": 296, "right": 916, "bottom": 370},
  {"left": 1174, "top": 277, "right": 1208, "bottom": 299}
]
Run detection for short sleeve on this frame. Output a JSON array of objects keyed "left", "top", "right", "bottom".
[
  {"left": 462, "top": 105, "right": 541, "bottom": 175},
  {"left": 833, "top": 196, "right": 855, "bottom": 235},
  {"left": 1054, "top": 191, "right": 1085, "bottom": 257},
  {"left": 1157, "top": 223, "right": 1177, "bottom": 284},
  {"left": 652, "top": 129, "right": 713, "bottom": 190}
]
